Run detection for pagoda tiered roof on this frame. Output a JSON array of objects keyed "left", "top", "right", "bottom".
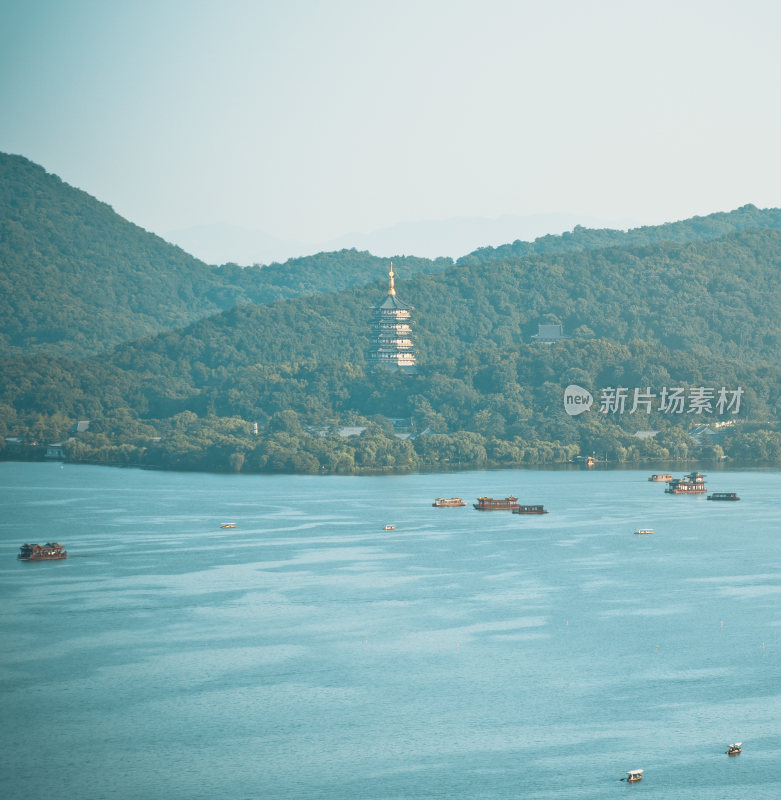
[
  {"left": 375, "top": 293, "right": 412, "bottom": 311},
  {"left": 369, "top": 262, "right": 416, "bottom": 373}
]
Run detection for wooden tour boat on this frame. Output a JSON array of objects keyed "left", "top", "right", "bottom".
[
  {"left": 221, "top": 522, "right": 237, "bottom": 528},
  {"left": 512, "top": 505, "right": 548, "bottom": 515},
  {"left": 432, "top": 497, "right": 467, "bottom": 507},
  {"left": 648, "top": 473, "right": 672, "bottom": 482},
  {"left": 624, "top": 769, "right": 643, "bottom": 783},
  {"left": 665, "top": 471, "right": 707, "bottom": 494},
  {"left": 726, "top": 742, "right": 742, "bottom": 756},
  {"left": 473, "top": 496, "right": 520, "bottom": 511},
  {"left": 634, "top": 528, "right": 654, "bottom": 535},
  {"left": 707, "top": 492, "right": 740, "bottom": 501},
  {"left": 18, "top": 542, "right": 67, "bottom": 561}
]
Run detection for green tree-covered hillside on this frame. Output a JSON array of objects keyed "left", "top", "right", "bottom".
[
  {"left": 4, "top": 151, "right": 781, "bottom": 361},
  {"left": 3, "top": 227, "right": 781, "bottom": 472},
  {"left": 91, "top": 228, "right": 781, "bottom": 372},
  {"left": 0, "top": 153, "right": 449, "bottom": 357},
  {"left": 459, "top": 204, "right": 781, "bottom": 266},
  {"left": 0, "top": 153, "right": 227, "bottom": 356}
]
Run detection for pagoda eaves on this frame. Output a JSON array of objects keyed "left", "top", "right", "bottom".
[{"left": 369, "top": 262, "right": 416, "bottom": 373}]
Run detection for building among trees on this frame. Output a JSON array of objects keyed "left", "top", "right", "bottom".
[
  {"left": 531, "top": 322, "right": 568, "bottom": 343},
  {"left": 369, "top": 263, "right": 416, "bottom": 373}
]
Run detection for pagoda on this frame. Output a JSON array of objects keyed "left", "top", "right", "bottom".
[{"left": 370, "top": 262, "right": 416, "bottom": 373}]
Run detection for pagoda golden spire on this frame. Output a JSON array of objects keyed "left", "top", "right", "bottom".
[{"left": 370, "top": 259, "right": 415, "bottom": 373}]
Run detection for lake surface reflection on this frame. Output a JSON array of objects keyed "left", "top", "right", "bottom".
[{"left": 2, "top": 462, "right": 780, "bottom": 799}]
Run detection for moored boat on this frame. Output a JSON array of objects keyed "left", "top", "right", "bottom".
[
  {"left": 665, "top": 471, "right": 707, "bottom": 494},
  {"left": 648, "top": 473, "right": 672, "bottom": 482},
  {"left": 432, "top": 497, "right": 467, "bottom": 507},
  {"left": 473, "top": 496, "right": 520, "bottom": 511},
  {"left": 18, "top": 542, "right": 67, "bottom": 561},
  {"left": 624, "top": 769, "right": 643, "bottom": 783},
  {"left": 707, "top": 492, "right": 740, "bottom": 501},
  {"left": 726, "top": 742, "right": 742, "bottom": 756},
  {"left": 512, "top": 505, "right": 548, "bottom": 514}
]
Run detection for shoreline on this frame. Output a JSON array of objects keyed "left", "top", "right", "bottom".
[{"left": 1, "top": 453, "right": 771, "bottom": 478}]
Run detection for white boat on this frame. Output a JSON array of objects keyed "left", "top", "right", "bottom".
[
  {"left": 625, "top": 769, "right": 643, "bottom": 782},
  {"left": 634, "top": 528, "right": 654, "bottom": 535},
  {"left": 726, "top": 742, "right": 742, "bottom": 756},
  {"left": 383, "top": 524, "right": 395, "bottom": 531}
]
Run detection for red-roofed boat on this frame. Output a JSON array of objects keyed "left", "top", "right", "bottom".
[{"left": 18, "top": 542, "right": 67, "bottom": 561}]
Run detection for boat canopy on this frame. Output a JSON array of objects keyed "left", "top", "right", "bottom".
[{"left": 627, "top": 769, "right": 644, "bottom": 775}]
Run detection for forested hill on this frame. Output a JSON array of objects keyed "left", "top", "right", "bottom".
[
  {"left": 5, "top": 151, "right": 781, "bottom": 362},
  {"left": 0, "top": 153, "right": 448, "bottom": 358},
  {"left": 458, "top": 204, "right": 781, "bottom": 266},
  {"left": 0, "top": 153, "right": 226, "bottom": 357},
  {"left": 96, "top": 226, "right": 781, "bottom": 380},
  {"left": 4, "top": 226, "right": 781, "bottom": 474}
]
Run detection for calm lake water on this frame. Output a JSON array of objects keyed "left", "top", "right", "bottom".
[{"left": 1, "top": 462, "right": 780, "bottom": 799}]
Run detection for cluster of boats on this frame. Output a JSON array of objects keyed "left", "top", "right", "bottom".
[
  {"left": 636, "top": 472, "right": 741, "bottom": 535},
  {"left": 431, "top": 473, "right": 741, "bottom": 520},
  {"left": 433, "top": 496, "right": 549, "bottom": 513},
  {"left": 387, "top": 496, "right": 548, "bottom": 531},
  {"left": 650, "top": 472, "right": 740, "bottom": 500}
]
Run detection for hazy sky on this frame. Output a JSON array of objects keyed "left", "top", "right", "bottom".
[{"left": 2, "top": 0, "right": 780, "bottom": 248}]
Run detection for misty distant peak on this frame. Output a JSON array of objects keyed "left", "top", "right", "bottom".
[{"left": 166, "top": 213, "right": 638, "bottom": 266}]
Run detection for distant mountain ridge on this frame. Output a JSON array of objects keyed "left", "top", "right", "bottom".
[
  {"left": 168, "top": 212, "right": 637, "bottom": 265},
  {"left": 458, "top": 204, "right": 781, "bottom": 265},
  {"left": 3, "top": 151, "right": 781, "bottom": 362}
]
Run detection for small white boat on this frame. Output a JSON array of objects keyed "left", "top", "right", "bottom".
[
  {"left": 220, "top": 522, "right": 236, "bottom": 529},
  {"left": 383, "top": 524, "right": 396, "bottom": 531},
  {"left": 634, "top": 528, "right": 654, "bottom": 535},
  {"left": 726, "top": 742, "right": 742, "bottom": 756},
  {"left": 624, "top": 769, "right": 643, "bottom": 782}
]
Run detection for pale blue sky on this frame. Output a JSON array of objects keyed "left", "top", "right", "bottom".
[{"left": 2, "top": 0, "right": 780, "bottom": 255}]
